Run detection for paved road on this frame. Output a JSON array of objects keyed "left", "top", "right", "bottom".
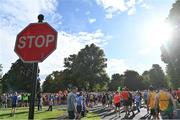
[{"left": 90, "top": 105, "right": 157, "bottom": 120}]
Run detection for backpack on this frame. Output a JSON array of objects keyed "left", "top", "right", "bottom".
[{"left": 159, "top": 91, "right": 172, "bottom": 112}]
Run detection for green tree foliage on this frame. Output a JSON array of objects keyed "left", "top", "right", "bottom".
[
  {"left": 42, "top": 71, "right": 69, "bottom": 92},
  {"left": 141, "top": 64, "right": 167, "bottom": 89},
  {"left": 64, "top": 44, "right": 109, "bottom": 91},
  {"left": 142, "top": 71, "right": 151, "bottom": 89},
  {"left": 1, "top": 59, "right": 40, "bottom": 93},
  {"left": 161, "top": 0, "right": 180, "bottom": 88},
  {"left": 108, "top": 73, "right": 124, "bottom": 91},
  {"left": 149, "top": 64, "right": 167, "bottom": 88},
  {"left": 124, "top": 70, "right": 144, "bottom": 90},
  {"left": 0, "top": 64, "right": 2, "bottom": 77},
  {"left": 43, "top": 43, "right": 110, "bottom": 92},
  {"left": 0, "top": 64, "right": 3, "bottom": 94}
]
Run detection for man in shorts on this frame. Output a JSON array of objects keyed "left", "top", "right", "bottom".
[
  {"left": 67, "top": 87, "right": 78, "bottom": 119},
  {"left": 11, "top": 92, "right": 18, "bottom": 116},
  {"left": 147, "top": 86, "right": 157, "bottom": 119},
  {"left": 127, "top": 91, "right": 135, "bottom": 116},
  {"left": 114, "top": 91, "right": 121, "bottom": 117},
  {"left": 121, "top": 87, "right": 129, "bottom": 116}
]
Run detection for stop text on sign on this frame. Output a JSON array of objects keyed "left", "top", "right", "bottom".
[
  {"left": 18, "top": 34, "right": 54, "bottom": 48},
  {"left": 14, "top": 22, "right": 57, "bottom": 62}
]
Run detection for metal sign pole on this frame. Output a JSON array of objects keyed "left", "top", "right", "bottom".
[
  {"left": 28, "top": 62, "right": 38, "bottom": 119},
  {"left": 28, "top": 14, "right": 44, "bottom": 119}
]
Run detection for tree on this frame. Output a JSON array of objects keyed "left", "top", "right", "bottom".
[
  {"left": 42, "top": 71, "right": 69, "bottom": 92},
  {"left": 1, "top": 59, "right": 40, "bottom": 93},
  {"left": 0, "top": 64, "right": 3, "bottom": 94},
  {"left": 141, "top": 64, "right": 167, "bottom": 89},
  {"left": 148, "top": 64, "right": 167, "bottom": 88},
  {"left": 64, "top": 43, "right": 110, "bottom": 91},
  {"left": 108, "top": 73, "right": 124, "bottom": 91},
  {"left": 161, "top": 0, "right": 180, "bottom": 88},
  {"left": 43, "top": 43, "right": 110, "bottom": 92},
  {"left": 141, "top": 70, "right": 151, "bottom": 89},
  {"left": 124, "top": 70, "right": 143, "bottom": 90}
]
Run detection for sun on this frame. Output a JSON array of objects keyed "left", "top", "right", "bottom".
[{"left": 145, "top": 20, "right": 173, "bottom": 47}]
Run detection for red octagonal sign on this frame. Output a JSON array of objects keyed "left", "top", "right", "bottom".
[{"left": 14, "top": 22, "right": 57, "bottom": 63}]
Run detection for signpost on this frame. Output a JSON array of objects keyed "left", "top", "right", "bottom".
[{"left": 14, "top": 14, "right": 57, "bottom": 119}]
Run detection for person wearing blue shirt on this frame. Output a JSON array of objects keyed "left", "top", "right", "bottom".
[
  {"left": 77, "top": 92, "right": 83, "bottom": 119},
  {"left": 11, "top": 92, "right": 18, "bottom": 116},
  {"left": 135, "top": 92, "right": 141, "bottom": 113}
]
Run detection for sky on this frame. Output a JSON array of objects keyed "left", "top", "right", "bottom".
[{"left": 0, "top": 0, "right": 175, "bottom": 82}]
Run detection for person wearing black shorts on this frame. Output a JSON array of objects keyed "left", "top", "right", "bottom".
[
  {"left": 11, "top": 92, "right": 18, "bottom": 116},
  {"left": 114, "top": 91, "right": 121, "bottom": 117},
  {"left": 127, "top": 91, "right": 135, "bottom": 116}
]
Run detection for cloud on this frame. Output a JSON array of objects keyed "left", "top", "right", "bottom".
[
  {"left": 107, "top": 58, "right": 129, "bottom": 76},
  {"left": 89, "top": 18, "right": 96, "bottom": 24},
  {"left": 0, "top": 0, "right": 112, "bottom": 82},
  {"left": 0, "top": 0, "right": 61, "bottom": 74},
  {"left": 126, "top": 0, "right": 136, "bottom": 8},
  {"left": 38, "top": 29, "right": 111, "bottom": 81},
  {"left": 96, "top": 0, "right": 148, "bottom": 19},
  {"left": 0, "top": 0, "right": 58, "bottom": 24},
  {"left": 141, "top": 3, "right": 151, "bottom": 9},
  {"left": 105, "top": 13, "right": 113, "bottom": 19},
  {"left": 128, "top": 7, "right": 136, "bottom": 15}
]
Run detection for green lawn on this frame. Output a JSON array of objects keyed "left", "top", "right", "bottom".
[
  {"left": 0, "top": 106, "right": 66, "bottom": 120},
  {"left": 0, "top": 106, "right": 101, "bottom": 120}
]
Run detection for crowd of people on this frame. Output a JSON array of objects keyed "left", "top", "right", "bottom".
[
  {"left": 0, "top": 90, "right": 68, "bottom": 116},
  {"left": 1, "top": 86, "right": 180, "bottom": 119},
  {"left": 66, "top": 86, "right": 180, "bottom": 119}
]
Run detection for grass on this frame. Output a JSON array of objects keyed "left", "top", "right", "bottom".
[
  {"left": 0, "top": 106, "right": 101, "bottom": 120},
  {"left": 0, "top": 106, "right": 66, "bottom": 120}
]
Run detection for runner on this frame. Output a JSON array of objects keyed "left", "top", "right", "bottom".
[
  {"left": 11, "top": 92, "right": 18, "bottom": 116},
  {"left": 108, "top": 92, "right": 113, "bottom": 108},
  {"left": 147, "top": 86, "right": 157, "bottom": 119},
  {"left": 81, "top": 92, "right": 86, "bottom": 117},
  {"left": 127, "top": 90, "right": 135, "bottom": 116},
  {"left": 47, "top": 94, "right": 54, "bottom": 111},
  {"left": 37, "top": 92, "right": 43, "bottom": 111},
  {"left": 1, "top": 93, "right": 8, "bottom": 109},
  {"left": 176, "top": 88, "right": 180, "bottom": 103},
  {"left": 102, "top": 93, "right": 107, "bottom": 108},
  {"left": 76, "top": 91, "right": 83, "bottom": 119},
  {"left": 135, "top": 91, "right": 141, "bottom": 113},
  {"left": 67, "top": 86, "right": 78, "bottom": 119},
  {"left": 121, "top": 87, "right": 129, "bottom": 116},
  {"left": 143, "top": 90, "right": 148, "bottom": 109},
  {"left": 155, "top": 87, "right": 176, "bottom": 119},
  {"left": 113, "top": 91, "right": 121, "bottom": 117},
  {"left": 89, "top": 94, "right": 94, "bottom": 108}
]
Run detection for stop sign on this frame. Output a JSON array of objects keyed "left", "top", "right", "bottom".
[{"left": 14, "top": 22, "right": 57, "bottom": 62}]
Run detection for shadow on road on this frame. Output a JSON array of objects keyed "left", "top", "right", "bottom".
[{"left": 139, "top": 113, "right": 150, "bottom": 119}]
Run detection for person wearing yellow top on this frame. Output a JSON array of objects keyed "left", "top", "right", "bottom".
[
  {"left": 155, "top": 87, "right": 176, "bottom": 119},
  {"left": 147, "top": 86, "right": 157, "bottom": 119}
]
